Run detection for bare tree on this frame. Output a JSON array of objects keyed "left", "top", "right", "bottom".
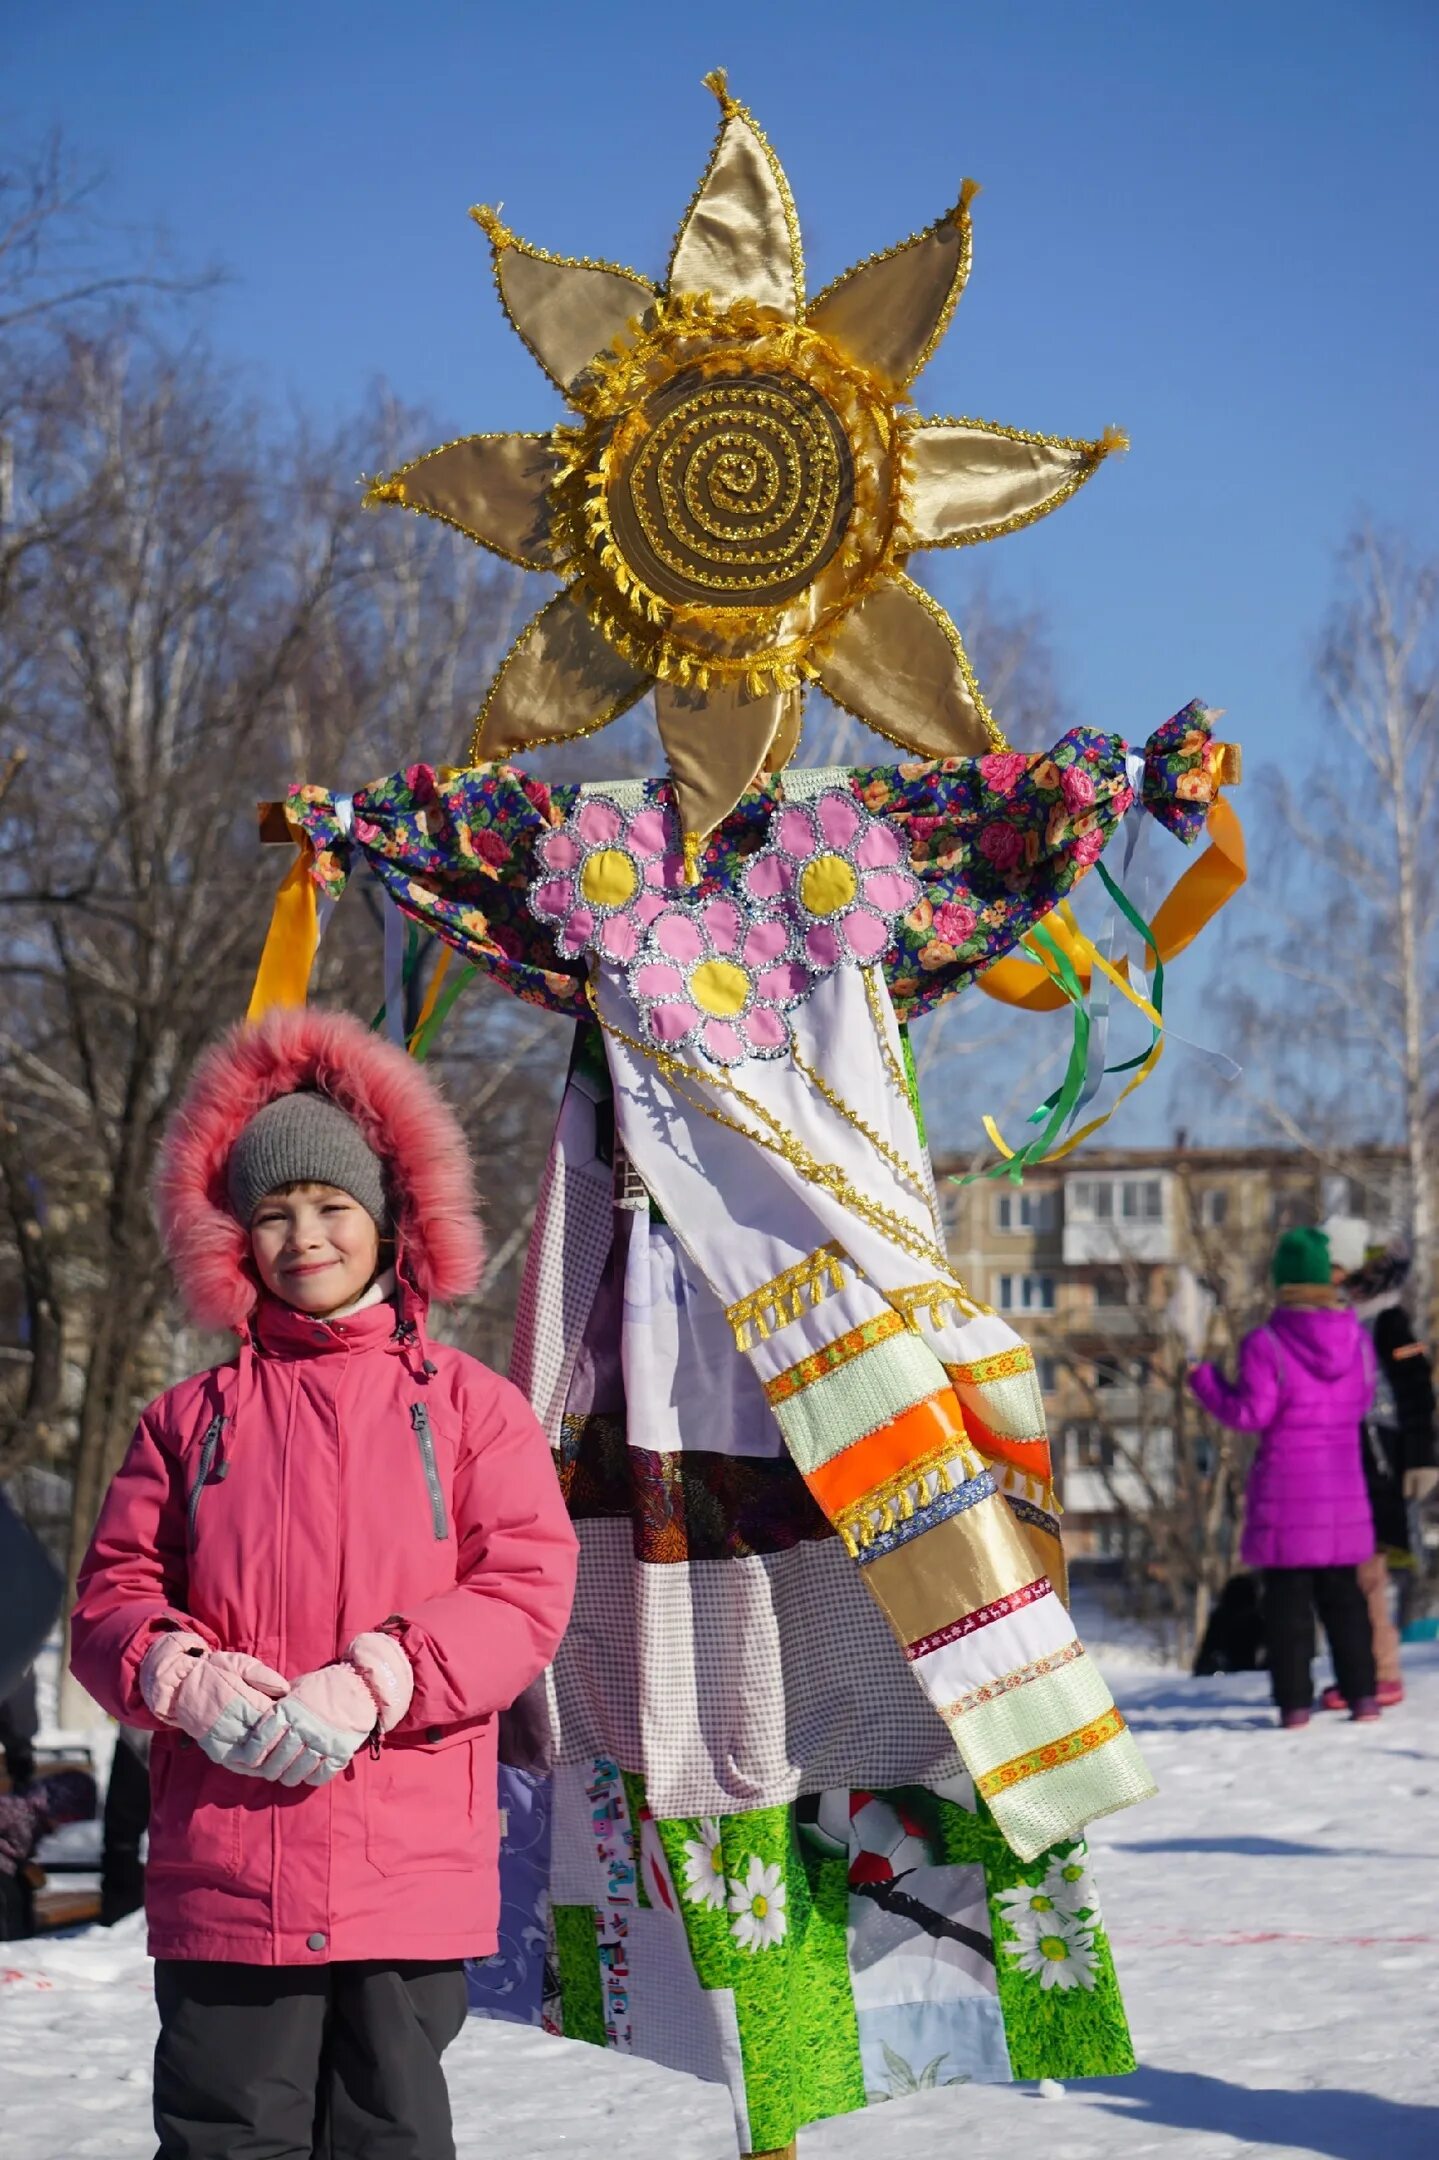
[{"left": 1219, "top": 528, "right": 1438, "bottom": 1327}]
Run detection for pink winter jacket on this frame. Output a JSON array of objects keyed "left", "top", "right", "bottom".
[{"left": 71, "top": 1290, "right": 577, "bottom": 1964}]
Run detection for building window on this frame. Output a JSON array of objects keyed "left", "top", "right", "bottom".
[
  {"left": 1069, "top": 1179, "right": 1115, "bottom": 1222},
  {"left": 1199, "top": 1187, "right": 1228, "bottom": 1228},
  {"left": 997, "top": 1273, "right": 1056, "bottom": 1312},
  {"left": 1121, "top": 1178, "right": 1162, "bottom": 1221},
  {"left": 1094, "top": 1272, "right": 1130, "bottom": 1307},
  {"left": 1271, "top": 1188, "right": 1311, "bottom": 1232},
  {"left": 1065, "top": 1421, "right": 1114, "bottom": 1470},
  {"left": 1036, "top": 1356, "right": 1058, "bottom": 1395},
  {"left": 995, "top": 1189, "right": 1058, "bottom": 1233}
]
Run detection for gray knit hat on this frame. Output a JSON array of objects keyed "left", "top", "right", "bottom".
[{"left": 226, "top": 1092, "right": 390, "bottom": 1229}]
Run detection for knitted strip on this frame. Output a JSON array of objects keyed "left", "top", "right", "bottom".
[
  {"left": 852, "top": 1469, "right": 996, "bottom": 1566},
  {"left": 763, "top": 1309, "right": 908, "bottom": 1405},
  {"left": 771, "top": 1329, "right": 945, "bottom": 1474},
  {"left": 958, "top": 1653, "right": 1116, "bottom": 1779},
  {"left": 984, "top": 1725, "right": 1157, "bottom": 1860},
  {"left": 940, "top": 1637, "right": 1086, "bottom": 1719},
  {"left": 906, "top": 1577, "right": 1052, "bottom": 1660},
  {"left": 976, "top": 1706, "right": 1126, "bottom": 1801},
  {"left": 804, "top": 1388, "right": 975, "bottom": 1521}
]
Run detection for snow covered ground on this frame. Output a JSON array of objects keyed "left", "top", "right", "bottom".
[{"left": 5, "top": 1642, "right": 1438, "bottom": 2160}]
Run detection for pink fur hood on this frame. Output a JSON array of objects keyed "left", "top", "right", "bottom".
[{"left": 155, "top": 1008, "right": 484, "bottom": 1331}]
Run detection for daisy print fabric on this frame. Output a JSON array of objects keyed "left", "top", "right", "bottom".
[
  {"left": 629, "top": 897, "right": 813, "bottom": 1066},
  {"left": 742, "top": 790, "right": 921, "bottom": 976},
  {"left": 529, "top": 795, "right": 687, "bottom": 962}
]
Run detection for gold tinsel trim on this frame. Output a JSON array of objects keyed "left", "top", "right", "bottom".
[
  {"left": 887, "top": 1279, "right": 995, "bottom": 1332},
  {"left": 903, "top": 415, "right": 1129, "bottom": 553},
  {"left": 467, "top": 589, "right": 654, "bottom": 765},
  {"left": 726, "top": 1242, "right": 849, "bottom": 1351},
  {"left": 666, "top": 69, "right": 806, "bottom": 314},
  {"left": 469, "top": 203, "right": 657, "bottom": 394},
  {"left": 805, "top": 178, "right": 979, "bottom": 390},
  {"left": 362, "top": 431, "right": 561, "bottom": 572},
  {"left": 546, "top": 293, "right": 911, "bottom": 695}
]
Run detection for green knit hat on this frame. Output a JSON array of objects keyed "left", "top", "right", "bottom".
[{"left": 1272, "top": 1226, "right": 1332, "bottom": 1288}]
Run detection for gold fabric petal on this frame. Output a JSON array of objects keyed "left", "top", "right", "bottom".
[
  {"left": 471, "top": 206, "right": 655, "bottom": 394},
  {"left": 366, "top": 433, "right": 561, "bottom": 569},
  {"left": 470, "top": 589, "right": 652, "bottom": 763},
  {"left": 666, "top": 71, "right": 803, "bottom": 319},
  {"left": 654, "top": 678, "right": 791, "bottom": 848},
  {"left": 805, "top": 182, "right": 977, "bottom": 392},
  {"left": 906, "top": 419, "right": 1126, "bottom": 550},
  {"left": 816, "top": 573, "right": 1006, "bottom": 757},
  {"left": 762, "top": 688, "right": 804, "bottom": 773}
]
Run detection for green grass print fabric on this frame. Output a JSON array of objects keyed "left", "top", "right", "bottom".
[{"left": 550, "top": 1774, "right": 1136, "bottom": 2151}]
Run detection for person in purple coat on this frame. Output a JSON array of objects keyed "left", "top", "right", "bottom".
[{"left": 1189, "top": 1227, "right": 1379, "bottom": 1728}]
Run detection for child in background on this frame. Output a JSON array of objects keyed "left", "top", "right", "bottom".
[
  {"left": 71, "top": 1010, "right": 578, "bottom": 2160},
  {"left": 0, "top": 1767, "right": 96, "bottom": 1940},
  {"left": 1189, "top": 1226, "right": 1377, "bottom": 1729}
]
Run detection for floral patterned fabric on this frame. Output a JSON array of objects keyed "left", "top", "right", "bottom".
[{"left": 284, "top": 702, "right": 1221, "bottom": 1028}]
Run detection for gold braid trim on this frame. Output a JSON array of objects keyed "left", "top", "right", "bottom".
[
  {"left": 862, "top": 964, "right": 910, "bottom": 1104},
  {"left": 834, "top": 1433, "right": 987, "bottom": 1556},
  {"left": 584, "top": 984, "right": 956, "bottom": 1277},
  {"left": 946, "top": 1345, "right": 1036, "bottom": 1387},
  {"left": 888, "top": 1279, "right": 995, "bottom": 1331},
  {"left": 725, "top": 1242, "right": 848, "bottom": 1351},
  {"left": 787, "top": 1039, "right": 928, "bottom": 1202}
]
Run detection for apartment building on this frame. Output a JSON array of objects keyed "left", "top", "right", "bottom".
[{"left": 936, "top": 1142, "right": 1405, "bottom": 1559}]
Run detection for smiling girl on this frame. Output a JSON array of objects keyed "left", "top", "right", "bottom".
[{"left": 70, "top": 1009, "right": 577, "bottom": 2160}]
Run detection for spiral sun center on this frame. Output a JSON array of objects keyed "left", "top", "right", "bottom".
[{"left": 609, "top": 367, "right": 855, "bottom": 610}]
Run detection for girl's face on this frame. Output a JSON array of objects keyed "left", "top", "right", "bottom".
[{"left": 249, "top": 1183, "right": 381, "bottom": 1316}]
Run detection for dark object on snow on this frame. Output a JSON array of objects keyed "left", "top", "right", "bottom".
[
  {"left": 0, "top": 1668, "right": 39, "bottom": 1791},
  {"left": 153, "top": 1956, "right": 468, "bottom": 2159},
  {"left": 99, "top": 1728, "right": 150, "bottom": 1935},
  {"left": 1193, "top": 1574, "right": 1267, "bottom": 1674},
  {"left": 1263, "top": 1566, "right": 1376, "bottom": 1717},
  {"left": 101, "top": 1725, "right": 151, "bottom": 1927},
  {"left": 0, "top": 1766, "right": 97, "bottom": 1940},
  {"left": 0, "top": 1491, "right": 62, "bottom": 1700}
]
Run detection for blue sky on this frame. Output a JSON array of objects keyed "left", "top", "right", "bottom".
[{"left": 7, "top": 1, "right": 1436, "bottom": 1142}]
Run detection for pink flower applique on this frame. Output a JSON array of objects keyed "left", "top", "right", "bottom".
[
  {"left": 528, "top": 795, "right": 687, "bottom": 963},
  {"left": 629, "top": 899, "right": 814, "bottom": 1067},
  {"left": 741, "top": 788, "right": 921, "bottom": 977}
]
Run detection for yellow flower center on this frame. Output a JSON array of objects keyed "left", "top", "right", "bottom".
[
  {"left": 580, "top": 848, "right": 637, "bottom": 907},
  {"left": 752, "top": 1894, "right": 769, "bottom": 1919},
  {"left": 1029, "top": 1893, "right": 1055, "bottom": 1912},
  {"left": 1039, "top": 1935, "right": 1070, "bottom": 1962},
  {"left": 689, "top": 958, "right": 749, "bottom": 1017},
  {"left": 799, "top": 852, "right": 857, "bottom": 918}
]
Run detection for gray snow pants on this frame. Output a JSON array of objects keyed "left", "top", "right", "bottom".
[{"left": 153, "top": 1958, "right": 468, "bottom": 2160}]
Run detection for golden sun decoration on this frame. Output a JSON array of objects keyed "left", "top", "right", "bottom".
[{"left": 369, "top": 69, "right": 1126, "bottom": 863}]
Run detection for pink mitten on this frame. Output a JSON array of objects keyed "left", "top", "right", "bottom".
[
  {"left": 263, "top": 1660, "right": 385, "bottom": 1789},
  {"left": 346, "top": 1631, "right": 415, "bottom": 1734},
  {"left": 139, "top": 1633, "right": 291, "bottom": 1772},
  {"left": 260, "top": 1635, "right": 415, "bottom": 1790}
]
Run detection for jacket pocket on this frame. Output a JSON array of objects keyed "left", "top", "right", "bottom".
[
  {"left": 147, "top": 1733, "right": 245, "bottom": 1881},
  {"left": 410, "top": 1402, "right": 449, "bottom": 1541},
  {"left": 363, "top": 1724, "right": 484, "bottom": 1876},
  {"left": 186, "top": 1414, "right": 228, "bottom": 1547}
]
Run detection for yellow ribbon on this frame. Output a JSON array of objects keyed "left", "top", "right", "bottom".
[
  {"left": 406, "top": 942, "right": 454, "bottom": 1052},
  {"left": 245, "top": 835, "right": 319, "bottom": 1021},
  {"left": 977, "top": 794, "right": 1246, "bottom": 1013}
]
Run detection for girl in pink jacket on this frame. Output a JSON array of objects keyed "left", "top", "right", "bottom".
[{"left": 70, "top": 1009, "right": 578, "bottom": 2160}]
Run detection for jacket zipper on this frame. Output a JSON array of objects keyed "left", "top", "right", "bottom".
[
  {"left": 410, "top": 1402, "right": 448, "bottom": 1540},
  {"left": 187, "top": 1415, "right": 227, "bottom": 1544}
]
